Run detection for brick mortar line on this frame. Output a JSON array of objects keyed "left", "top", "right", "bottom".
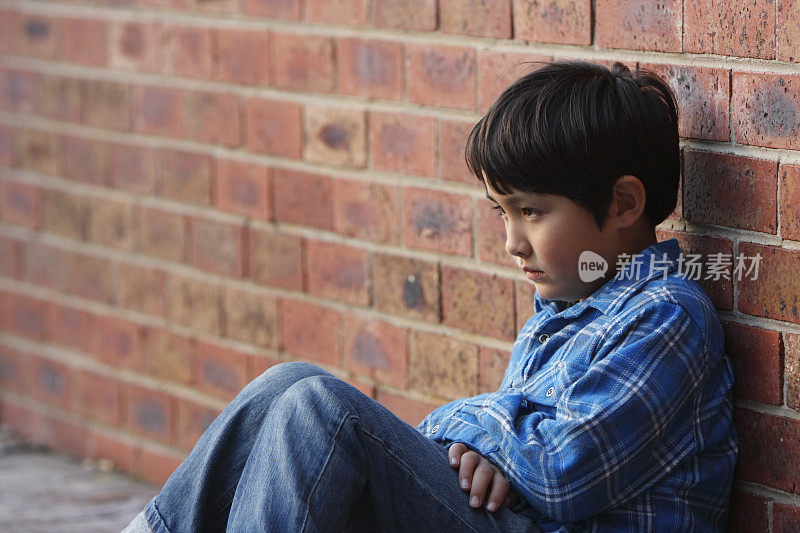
[
  {"left": 736, "top": 396, "right": 800, "bottom": 421},
  {"left": 2, "top": 0, "right": 798, "bottom": 74},
  {"left": 734, "top": 479, "right": 800, "bottom": 510}
]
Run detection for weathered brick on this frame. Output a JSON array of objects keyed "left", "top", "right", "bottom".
[
  {"left": 476, "top": 197, "right": 511, "bottom": 267},
  {"left": 32, "top": 356, "right": 72, "bottom": 407},
  {"left": 18, "top": 14, "right": 60, "bottom": 60},
  {"left": 118, "top": 263, "right": 167, "bottom": 317},
  {"left": 191, "top": 0, "right": 237, "bottom": 14},
  {"left": 175, "top": 397, "right": 222, "bottom": 451},
  {"left": 479, "top": 345, "right": 510, "bottom": 393},
  {"left": 777, "top": 0, "right": 800, "bottom": 63},
  {"left": 738, "top": 243, "right": 800, "bottom": 325},
  {"left": 734, "top": 407, "right": 800, "bottom": 494},
  {"left": 368, "top": 111, "right": 436, "bottom": 177},
  {"left": 108, "top": 20, "right": 160, "bottom": 72},
  {"left": 68, "top": 253, "right": 114, "bottom": 303},
  {"left": 60, "top": 17, "right": 108, "bottom": 67},
  {"left": 722, "top": 322, "right": 782, "bottom": 405},
  {"left": 249, "top": 229, "right": 304, "bottom": 290},
  {"left": 196, "top": 340, "right": 250, "bottom": 401},
  {"left": 439, "top": 118, "right": 478, "bottom": 183},
  {"left": 374, "top": 0, "right": 437, "bottom": 30},
  {"left": 133, "top": 85, "right": 183, "bottom": 138},
  {"left": 37, "top": 74, "right": 82, "bottom": 122},
  {"left": 780, "top": 164, "right": 800, "bottom": 241},
  {"left": 184, "top": 91, "right": 241, "bottom": 147},
  {"left": 43, "top": 188, "right": 84, "bottom": 241},
  {"left": 337, "top": 37, "right": 403, "bottom": 100},
  {"left": 774, "top": 503, "right": 800, "bottom": 533},
  {"left": 305, "top": 0, "right": 369, "bottom": 24},
  {"left": 0, "top": 234, "right": 18, "bottom": 279},
  {"left": 222, "top": 285, "right": 280, "bottom": 349},
  {"left": 272, "top": 32, "right": 334, "bottom": 93},
  {"left": 89, "top": 314, "right": 141, "bottom": 369},
  {"left": 440, "top": 0, "right": 511, "bottom": 38},
  {"left": 595, "top": 0, "right": 681, "bottom": 52},
  {"left": 86, "top": 429, "right": 136, "bottom": 474},
  {"left": 342, "top": 313, "right": 407, "bottom": 388},
  {"left": 16, "top": 129, "right": 59, "bottom": 175},
  {"left": 785, "top": 332, "right": 800, "bottom": 412},
  {"left": 169, "top": 274, "right": 222, "bottom": 336},
  {"left": 273, "top": 168, "right": 332, "bottom": 229},
  {"left": 134, "top": 205, "right": 186, "bottom": 263},
  {"left": 216, "top": 29, "right": 271, "bottom": 86},
  {"left": 402, "top": 187, "right": 472, "bottom": 256},
  {"left": 161, "top": 25, "right": 213, "bottom": 79},
  {"left": 137, "top": 448, "right": 185, "bottom": 487},
  {"left": 282, "top": 299, "right": 341, "bottom": 366},
  {"left": 732, "top": 72, "right": 800, "bottom": 150},
  {"left": 306, "top": 240, "right": 370, "bottom": 306},
  {"left": 333, "top": 179, "right": 399, "bottom": 244},
  {"left": 61, "top": 136, "right": 110, "bottom": 186},
  {"left": 1, "top": 180, "right": 40, "bottom": 229},
  {"left": 127, "top": 383, "right": 173, "bottom": 445},
  {"left": 86, "top": 196, "right": 134, "bottom": 251},
  {"left": 374, "top": 390, "right": 438, "bottom": 427},
  {"left": 0, "top": 123, "right": 14, "bottom": 166},
  {"left": 442, "top": 266, "right": 516, "bottom": 340},
  {"left": 47, "top": 303, "right": 93, "bottom": 352},
  {"left": 514, "top": 279, "right": 537, "bottom": 332},
  {"left": 188, "top": 216, "right": 246, "bottom": 278},
  {"left": 38, "top": 415, "right": 87, "bottom": 460},
  {"left": 75, "top": 369, "right": 120, "bottom": 426},
  {"left": 409, "top": 330, "right": 479, "bottom": 399},
  {"left": 685, "top": 0, "right": 775, "bottom": 59},
  {"left": 139, "top": 326, "right": 195, "bottom": 385},
  {"left": 639, "top": 62, "right": 731, "bottom": 142},
  {"left": 245, "top": 97, "right": 303, "bottom": 158},
  {"left": 683, "top": 150, "right": 777, "bottom": 233},
  {"left": 81, "top": 79, "right": 132, "bottom": 131},
  {"left": 248, "top": 354, "right": 281, "bottom": 381},
  {"left": 215, "top": 159, "right": 270, "bottom": 220},
  {"left": 0, "top": 68, "right": 38, "bottom": 114},
  {"left": 406, "top": 43, "right": 476, "bottom": 111},
  {"left": 513, "top": 0, "right": 589, "bottom": 44},
  {"left": 109, "top": 142, "right": 157, "bottom": 195},
  {"left": 372, "top": 253, "right": 441, "bottom": 323},
  {"left": 725, "top": 489, "right": 769, "bottom": 533},
  {"left": 0, "top": 344, "right": 30, "bottom": 394},
  {"left": 304, "top": 105, "right": 366, "bottom": 168},
  {"left": 161, "top": 149, "right": 212, "bottom": 206},
  {"left": 243, "top": 0, "right": 301, "bottom": 19}
]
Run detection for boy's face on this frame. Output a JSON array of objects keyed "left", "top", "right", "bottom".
[{"left": 485, "top": 180, "right": 619, "bottom": 302}]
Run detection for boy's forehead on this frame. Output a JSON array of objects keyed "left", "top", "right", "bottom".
[{"left": 483, "top": 183, "right": 549, "bottom": 203}]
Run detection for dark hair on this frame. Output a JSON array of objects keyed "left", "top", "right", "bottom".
[{"left": 465, "top": 59, "right": 680, "bottom": 230}]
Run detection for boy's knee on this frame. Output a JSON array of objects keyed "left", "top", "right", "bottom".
[{"left": 258, "top": 361, "right": 331, "bottom": 384}]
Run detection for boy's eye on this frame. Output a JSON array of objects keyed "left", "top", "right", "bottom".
[
  {"left": 491, "top": 205, "right": 505, "bottom": 217},
  {"left": 521, "top": 207, "right": 539, "bottom": 217}
]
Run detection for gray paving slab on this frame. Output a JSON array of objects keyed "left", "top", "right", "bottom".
[{"left": 0, "top": 423, "right": 158, "bottom": 532}]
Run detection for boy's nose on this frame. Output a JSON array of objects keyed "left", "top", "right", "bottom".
[{"left": 505, "top": 221, "right": 531, "bottom": 258}]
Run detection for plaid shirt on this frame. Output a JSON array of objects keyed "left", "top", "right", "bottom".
[{"left": 416, "top": 238, "right": 738, "bottom": 532}]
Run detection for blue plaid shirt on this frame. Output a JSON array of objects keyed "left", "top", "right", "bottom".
[{"left": 416, "top": 238, "right": 738, "bottom": 532}]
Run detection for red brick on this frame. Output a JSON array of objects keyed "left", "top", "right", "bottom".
[
  {"left": 335, "top": 373, "right": 375, "bottom": 398},
  {"left": 0, "top": 344, "right": 31, "bottom": 394},
  {"left": 479, "top": 345, "right": 510, "bottom": 393},
  {"left": 183, "top": 90, "right": 241, "bottom": 147},
  {"left": 61, "top": 136, "right": 110, "bottom": 186},
  {"left": 0, "top": 68, "right": 37, "bottom": 114},
  {"left": 196, "top": 340, "right": 250, "bottom": 401},
  {"left": 368, "top": 111, "right": 436, "bottom": 177},
  {"left": 304, "top": 105, "right": 366, "bottom": 168},
  {"left": 191, "top": 0, "right": 237, "bottom": 14},
  {"left": 248, "top": 229, "right": 304, "bottom": 290},
  {"left": 38, "top": 415, "right": 87, "bottom": 460},
  {"left": 215, "top": 159, "right": 270, "bottom": 220},
  {"left": 133, "top": 85, "right": 183, "bottom": 138},
  {"left": 61, "top": 17, "right": 108, "bottom": 67},
  {"left": 168, "top": 274, "right": 222, "bottom": 336},
  {"left": 161, "top": 25, "right": 213, "bottom": 79},
  {"left": 282, "top": 299, "right": 341, "bottom": 366},
  {"left": 735, "top": 407, "right": 800, "bottom": 494},
  {"left": 175, "top": 397, "right": 222, "bottom": 451},
  {"left": 161, "top": 149, "right": 212, "bottom": 205},
  {"left": 32, "top": 356, "right": 72, "bottom": 407},
  {"left": 16, "top": 129, "right": 59, "bottom": 175},
  {"left": 722, "top": 322, "right": 782, "bottom": 405},
  {"left": 374, "top": 390, "right": 438, "bottom": 427},
  {"left": 18, "top": 14, "right": 60, "bottom": 60},
  {"left": 406, "top": 44, "right": 476, "bottom": 111},
  {"left": 0, "top": 10, "right": 20, "bottom": 55},
  {"left": 515, "top": 279, "right": 537, "bottom": 331},
  {"left": 272, "top": 32, "right": 334, "bottom": 93},
  {"left": 342, "top": 313, "right": 407, "bottom": 388},
  {"left": 188, "top": 216, "right": 246, "bottom": 278},
  {"left": 6, "top": 293, "right": 47, "bottom": 341},
  {"left": 374, "top": 0, "right": 437, "bottom": 30},
  {"left": 442, "top": 266, "right": 516, "bottom": 340},
  {"left": 777, "top": 0, "right": 800, "bottom": 63},
  {"left": 732, "top": 72, "right": 800, "bottom": 150},
  {"left": 216, "top": 29, "right": 271, "bottom": 86},
  {"left": 248, "top": 354, "right": 281, "bottom": 381},
  {"left": 86, "top": 196, "right": 134, "bottom": 251},
  {"left": 683, "top": 150, "right": 777, "bottom": 233},
  {"left": 337, "top": 38, "right": 403, "bottom": 100},
  {"left": 685, "top": 0, "right": 775, "bottom": 59},
  {"left": 118, "top": 263, "right": 167, "bottom": 317},
  {"left": 439, "top": 118, "right": 478, "bottom": 183},
  {"left": 89, "top": 315, "right": 142, "bottom": 369},
  {"left": 0, "top": 123, "right": 14, "bottom": 166},
  {"left": 372, "top": 253, "right": 441, "bottom": 323},
  {"left": 305, "top": 0, "right": 369, "bottom": 24},
  {"left": 221, "top": 285, "right": 280, "bottom": 349},
  {"left": 86, "top": 429, "right": 137, "bottom": 475},
  {"left": 409, "top": 330, "right": 479, "bottom": 399},
  {"left": 81, "top": 79, "right": 132, "bottom": 131},
  {"left": 513, "top": 0, "right": 589, "bottom": 44},
  {"left": 785, "top": 332, "right": 800, "bottom": 411},
  {"left": 137, "top": 447, "right": 185, "bottom": 486},
  {"left": 440, "top": 0, "right": 511, "bottom": 38},
  {"left": 47, "top": 303, "right": 93, "bottom": 352},
  {"left": 595, "top": 0, "right": 681, "bottom": 52},
  {"left": 0, "top": 234, "right": 18, "bottom": 279},
  {"left": 245, "top": 97, "right": 303, "bottom": 158},
  {"left": 243, "top": 0, "right": 301, "bottom": 19},
  {"left": 639, "top": 62, "right": 731, "bottom": 143},
  {"left": 476, "top": 197, "right": 512, "bottom": 267},
  {"left": 738, "top": 243, "right": 800, "bottom": 324},
  {"left": 139, "top": 326, "right": 196, "bottom": 385},
  {"left": 41, "top": 188, "right": 83, "bottom": 241},
  {"left": 306, "top": 240, "right": 370, "bottom": 306},
  {"left": 780, "top": 164, "right": 800, "bottom": 240},
  {"left": 109, "top": 142, "right": 157, "bottom": 195},
  {"left": 273, "top": 168, "right": 332, "bottom": 229},
  {"left": 333, "top": 179, "right": 399, "bottom": 244},
  {"left": 108, "top": 21, "right": 160, "bottom": 72},
  {"left": 402, "top": 187, "right": 472, "bottom": 256},
  {"left": 134, "top": 205, "right": 186, "bottom": 263},
  {"left": 68, "top": 253, "right": 114, "bottom": 303},
  {"left": 774, "top": 503, "right": 800, "bottom": 533},
  {"left": 725, "top": 489, "right": 769, "bottom": 533},
  {"left": 127, "top": 383, "right": 173, "bottom": 445},
  {"left": 37, "top": 74, "right": 82, "bottom": 122},
  {"left": 1, "top": 180, "right": 40, "bottom": 229},
  {"left": 75, "top": 369, "right": 121, "bottom": 426}
]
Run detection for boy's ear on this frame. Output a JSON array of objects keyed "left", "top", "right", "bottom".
[{"left": 608, "top": 175, "right": 647, "bottom": 228}]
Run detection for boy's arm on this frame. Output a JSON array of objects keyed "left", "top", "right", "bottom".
[{"left": 449, "top": 302, "right": 723, "bottom": 522}]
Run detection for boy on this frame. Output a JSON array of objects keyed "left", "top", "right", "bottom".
[{"left": 124, "top": 60, "right": 737, "bottom": 532}]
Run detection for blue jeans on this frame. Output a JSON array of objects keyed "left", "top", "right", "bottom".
[{"left": 124, "top": 362, "right": 540, "bottom": 532}]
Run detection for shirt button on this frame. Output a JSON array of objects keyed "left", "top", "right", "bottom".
[
  {"left": 538, "top": 333, "right": 550, "bottom": 343},
  {"left": 546, "top": 387, "right": 554, "bottom": 397},
  {"left": 431, "top": 424, "right": 440, "bottom": 433}
]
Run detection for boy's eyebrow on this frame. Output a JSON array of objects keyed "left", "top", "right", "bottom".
[{"left": 485, "top": 191, "right": 546, "bottom": 204}]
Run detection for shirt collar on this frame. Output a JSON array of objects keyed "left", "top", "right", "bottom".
[{"left": 534, "top": 238, "right": 683, "bottom": 318}]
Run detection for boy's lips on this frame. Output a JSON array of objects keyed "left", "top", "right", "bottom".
[{"left": 522, "top": 267, "right": 545, "bottom": 280}]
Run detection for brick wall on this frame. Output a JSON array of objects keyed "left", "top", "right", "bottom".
[{"left": 0, "top": 0, "right": 798, "bottom": 529}]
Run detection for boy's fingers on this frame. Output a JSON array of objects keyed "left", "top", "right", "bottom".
[
  {"left": 468, "top": 461, "right": 494, "bottom": 508},
  {"left": 448, "top": 443, "right": 467, "bottom": 468},
  {"left": 458, "top": 452, "right": 480, "bottom": 491},
  {"left": 486, "top": 472, "right": 510, "bottom": 512}
]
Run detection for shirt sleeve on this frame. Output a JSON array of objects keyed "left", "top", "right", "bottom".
[{"left": 454, "top": 302, "right": 715, "bottom": 523}]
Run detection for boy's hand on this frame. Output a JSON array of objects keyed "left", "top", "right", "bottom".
[{"left": 448, "top": 442, "right": 520, "bottom": 512}]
